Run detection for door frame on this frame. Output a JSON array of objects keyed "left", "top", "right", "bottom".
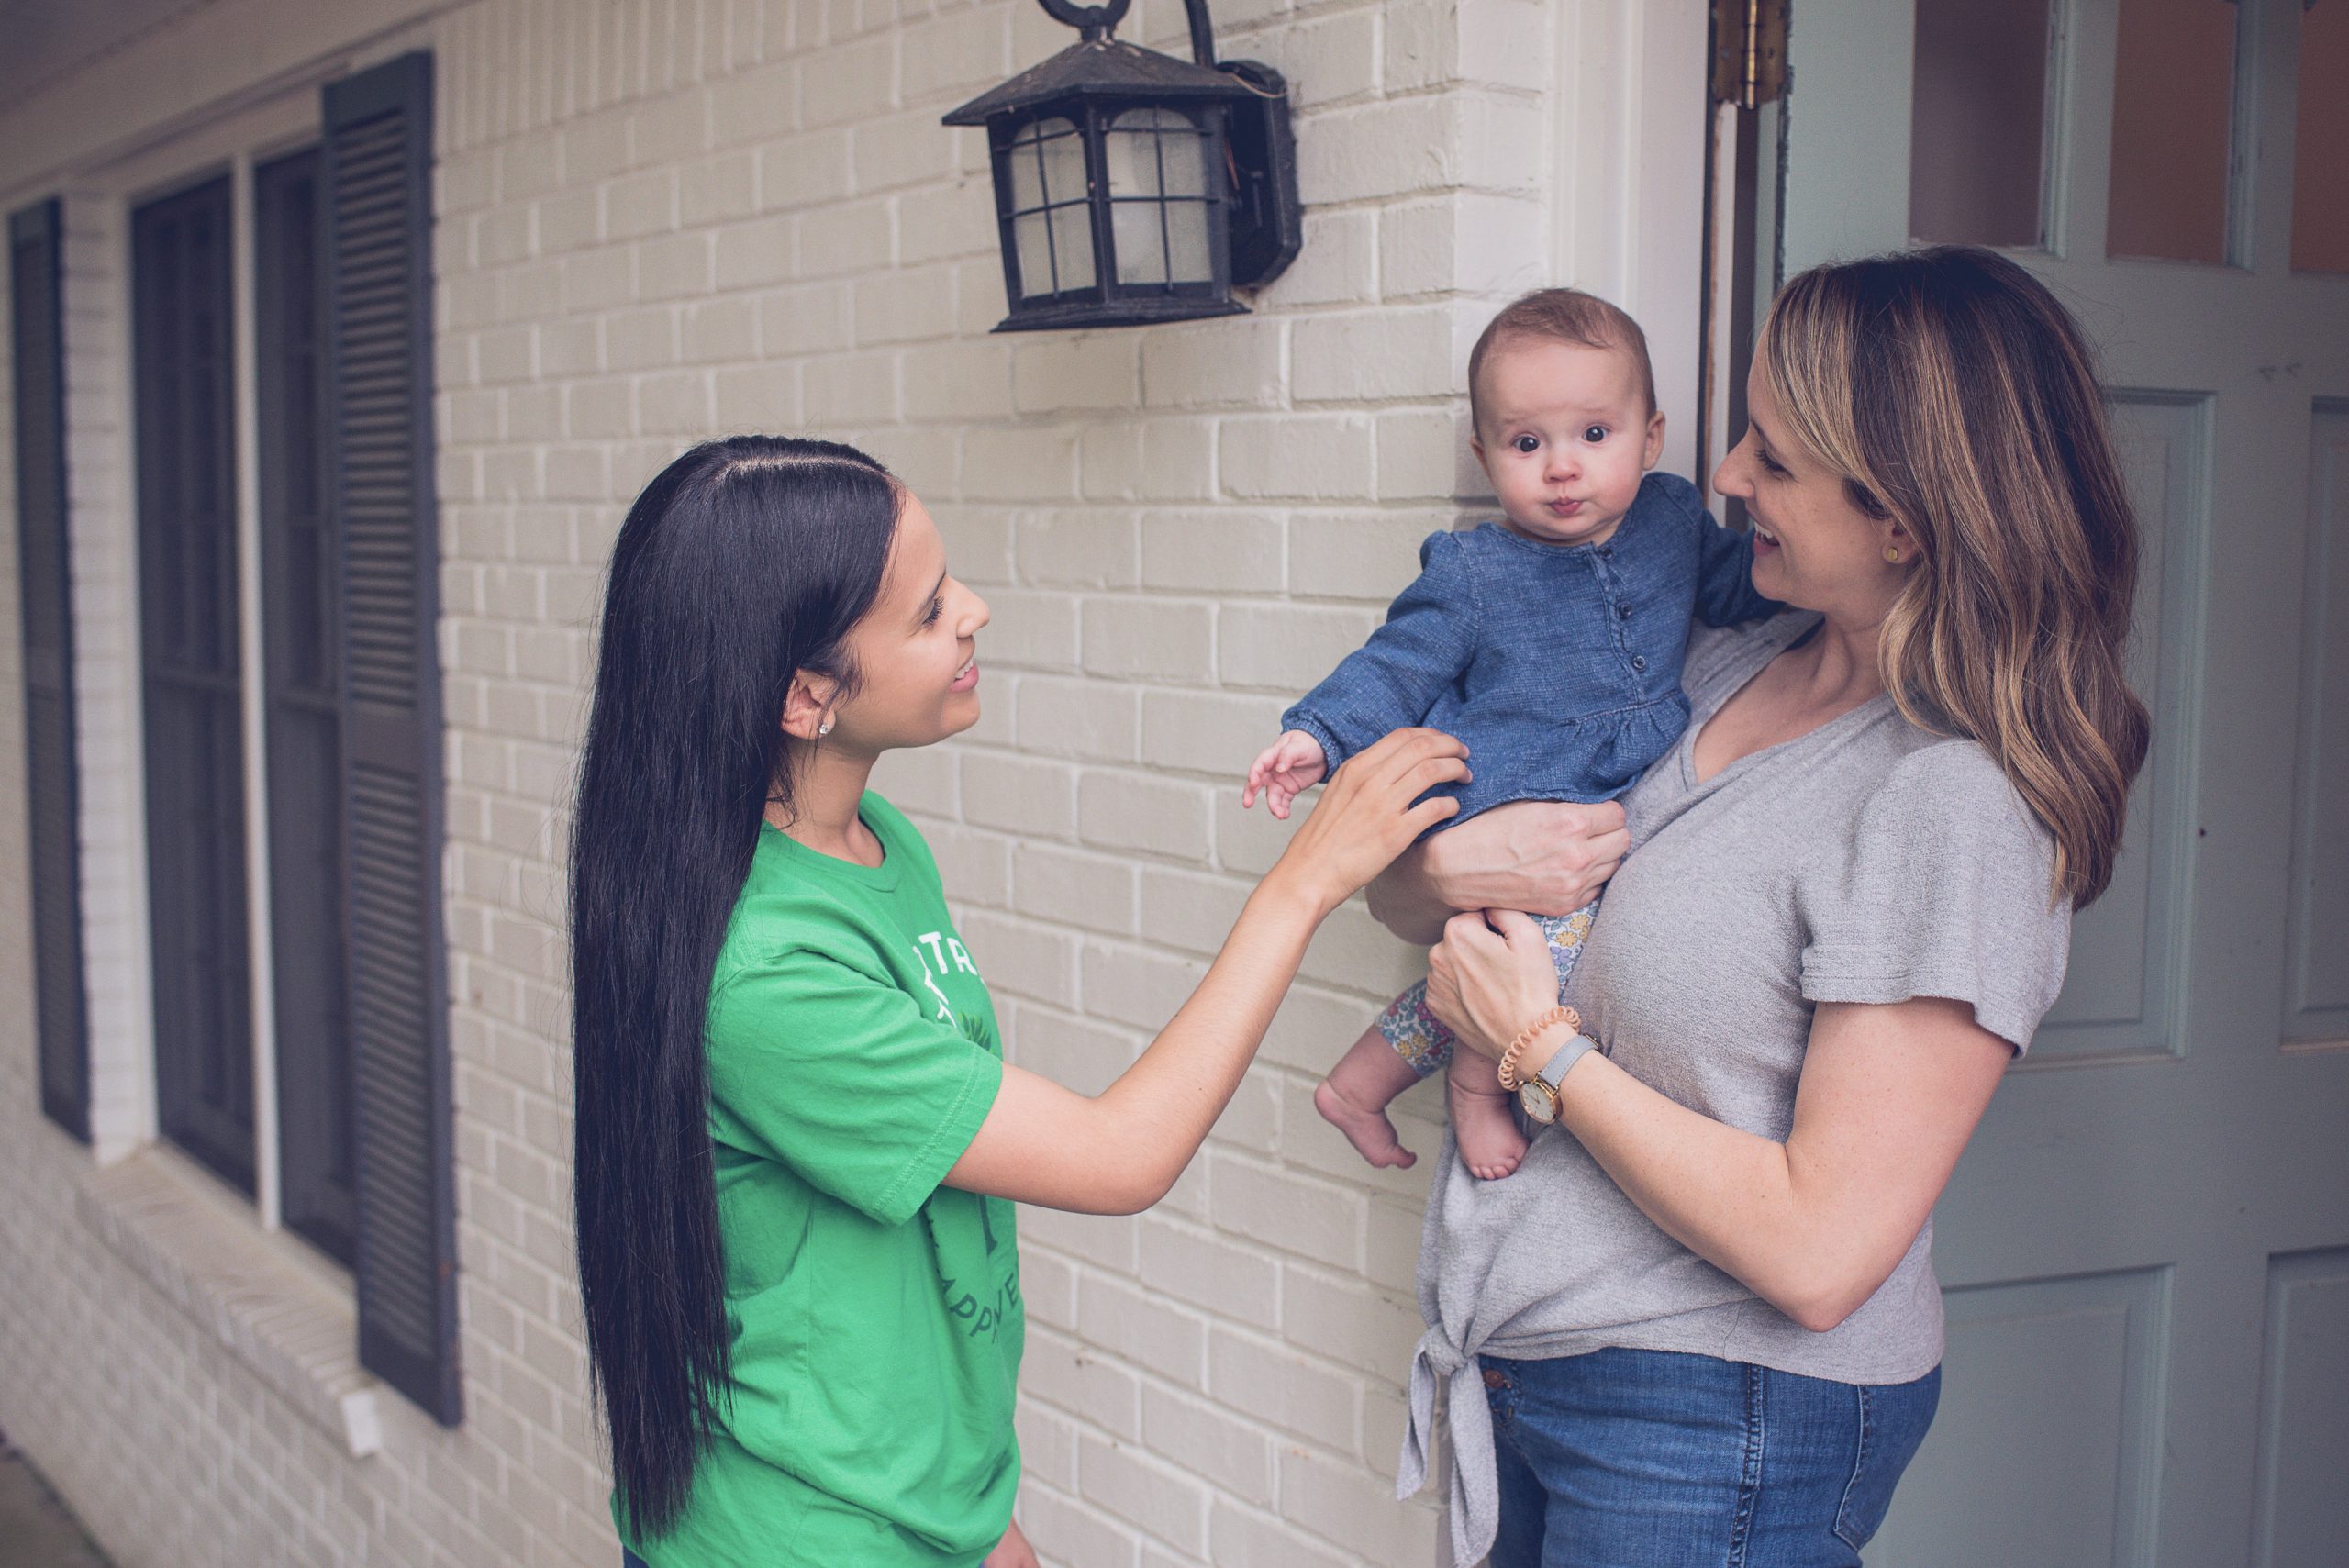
[{"left": 1551, "top": 0, "right": 1717, "bottom": 488}]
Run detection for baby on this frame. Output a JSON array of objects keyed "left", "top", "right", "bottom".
[{"left": 1243, "top": 288, "right": 1776, "bottom": 1179}]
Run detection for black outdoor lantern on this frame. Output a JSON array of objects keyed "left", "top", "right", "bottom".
[{"left": 943, "top": 0, "right": 1301, "bottom": 331}]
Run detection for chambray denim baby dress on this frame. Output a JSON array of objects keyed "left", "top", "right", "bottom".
[{"left": 1281, "top": 472, "right": 1776, "bottom": 1073}]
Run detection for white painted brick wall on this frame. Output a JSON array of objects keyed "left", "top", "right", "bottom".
[{"left": 0, "top": 0, "right": 1566, "bottom": 1563}]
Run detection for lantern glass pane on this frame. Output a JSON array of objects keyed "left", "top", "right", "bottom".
[
  {"left": 1165, "top": 199, "right": 1212, "bottom": 283},
  {"left": 1006, "top": 116, "right": 1094, "bottom": 297},
  {"left": 1110, "top": 200, "right": 1165, "bottom": 285},
  {"left": 1049, "top": 202, "right": 1096, "bottom": 293},
  {"left": 1106, "top": 107, "right": 1208, "bottom": 197},
  {"left": 1105, "top": 107, "right": 1214, "bottom": 288},
  {"left": 1013, "top": 212, "right": 1053, "bottom": 295},
  {"left": 1009, "top": 148, "right": 1043, "bottom": 214},
  {"left": 1008, "top": 116, "right": 1085, "bottom": 207}
]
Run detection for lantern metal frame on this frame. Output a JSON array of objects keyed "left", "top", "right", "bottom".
[{"left": 943, "top": 0, "right": 1301, "bottom": 332}]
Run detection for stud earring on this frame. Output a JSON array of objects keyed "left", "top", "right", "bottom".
[
  {"left": 818, "top": 717, "right": 833, "bottom": 737},
  {"left": 1885, "top": 544, "right": 1903, "bottom": 563}
]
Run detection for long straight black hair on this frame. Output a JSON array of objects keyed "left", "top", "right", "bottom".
[{"left": 571, "top": 436, "right": 900, "bottom": 1537}]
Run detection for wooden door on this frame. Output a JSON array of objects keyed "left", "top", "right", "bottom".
[{"left": 1764, "top": 1, "right": 2349, "bottom": 1562}]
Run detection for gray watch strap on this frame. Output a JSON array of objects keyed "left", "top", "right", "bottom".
[{"left": 1536, "top": 1032, "right": 1601, "bottom": 1091}]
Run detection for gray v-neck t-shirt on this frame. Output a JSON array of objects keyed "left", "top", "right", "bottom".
[{"left": 1398, "top": 611, "right": 2074, "bottom": 1566}]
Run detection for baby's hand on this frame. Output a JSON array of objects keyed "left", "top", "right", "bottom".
[{"left": 1242, "top": 730, "right": 1330, "bottom": 819}]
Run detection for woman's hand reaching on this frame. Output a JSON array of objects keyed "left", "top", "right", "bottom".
[
  {"left": 1426, "top": 907, "right": 1570, "bottom": 1063},
  {"left": 1267, "top": 728, "right": 1471, "bottom": 917},
  {"left": 946, "top": 725, "right": 1468, "bottom": 1217}
]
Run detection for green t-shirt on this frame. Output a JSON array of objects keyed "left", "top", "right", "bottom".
[{"left": 623, "top": 793, "right": 1022, "bottom": 1567}]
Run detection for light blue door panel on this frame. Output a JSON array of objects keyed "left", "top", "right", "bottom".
[
  {"left": 2035, "top": 395, "right": 2206, "bottom": 1061},
  {"left": 2283, "top": 410, "right": 2349, "bottom": 1042},
  {"left": 1870, "top": 1270, "right": 2169, "bottom": 1568},
  {"left": 2252, "top": 1250, "right": 2349, "bottom": 1568}
]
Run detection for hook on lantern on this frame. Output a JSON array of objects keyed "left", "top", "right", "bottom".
[
  {"left": 1035, "top": 0, "right": 1130, "bottom": 40},
  {"left": 942, "top": 0, "right": 1301, "bottom": 331}
]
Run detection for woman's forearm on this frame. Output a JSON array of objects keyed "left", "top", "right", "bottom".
[
  {"left": 955, "top": 869, "right": 1331, "bottom": 1215},
  {"left": 1541, "top": 1051, "right": 1838, "bottom": 1325},
  {"left": 1089, "top": 871, "right": 1332, "bottom": 1206},
  {"left": 1526, "top": 997, "right": 2008, "bottom": 1331}
]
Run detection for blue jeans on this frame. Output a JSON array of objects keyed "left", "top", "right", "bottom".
[
  {"left": 622, "top": 1552, "right": 648, "bottom": 1568},
  {"left": 1480, "top": 1348, "right": 1940, "bottom": 1568}
]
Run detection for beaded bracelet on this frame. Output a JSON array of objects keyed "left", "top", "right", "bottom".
[{"left": 1497, "top": 1004, "right": 1581, "bottom": 1091}]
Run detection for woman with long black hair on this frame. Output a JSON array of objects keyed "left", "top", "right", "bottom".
[{"left": 571, "top": 436, "right": 1465, "bottom": 1567}]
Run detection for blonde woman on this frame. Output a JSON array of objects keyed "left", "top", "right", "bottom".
[{"left": 1378, "top": 247, "right": 2149, "bottom": 1568}]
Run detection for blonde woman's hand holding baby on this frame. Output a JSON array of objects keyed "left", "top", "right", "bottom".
[
  {"left": 1368, "top": 798, "right": 1628, "bottom": 944},
  {"left": 1425, "top": 907, "right": 1572, "bottom": 1065}
]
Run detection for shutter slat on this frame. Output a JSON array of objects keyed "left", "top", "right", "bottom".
[
  {"left": 11, "top": 197, "right": 91, "bottom": 1141},
  {"left": 325, "top": 50, "right": 460, "bottom": 1427}
]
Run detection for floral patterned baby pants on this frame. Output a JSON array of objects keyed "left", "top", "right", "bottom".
[{"left": 1377, "top": 897, "right": 1601, "bottom": 1074}]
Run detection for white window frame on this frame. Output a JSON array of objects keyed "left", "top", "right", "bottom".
[{"left": 1551, "top": 0, "right": 1716, "bottom": 487}]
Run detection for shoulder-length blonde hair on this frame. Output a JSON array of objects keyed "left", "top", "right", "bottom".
[{"left": 1760, "top": 245, "right": 2149, "bottom": 906}]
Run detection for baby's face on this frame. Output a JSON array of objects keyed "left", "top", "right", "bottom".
[{"left": 1472, "top": 338, "right": 1664, "bottom": 548}]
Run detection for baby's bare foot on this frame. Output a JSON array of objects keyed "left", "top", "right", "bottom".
[
  {"left": 1450, "top": 1079, "right": 1528, "bottom": 1181},
  {"left": 1314, "top": 1077, "right": 1418, "bottom": 1170}
]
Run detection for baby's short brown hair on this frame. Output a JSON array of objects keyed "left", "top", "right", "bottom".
[{"left": 1467, "top": 288, "right": 1656, "bottom": 434}]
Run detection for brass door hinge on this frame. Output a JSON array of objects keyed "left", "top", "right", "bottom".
[{"left": 1711, "top": 0, "right": 1788, "bottom": 109}]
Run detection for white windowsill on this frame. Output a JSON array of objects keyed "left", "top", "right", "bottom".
[{"left": 75, "top": 1143, "right": 384, "bottom": 1459}]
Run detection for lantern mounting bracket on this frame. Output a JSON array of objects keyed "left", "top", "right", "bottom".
[
  {"left": 1033, "top": 0, "right": 1225, "bottom": 71},
  {"left": 1038, "top": 0, "right": 1129, "bottom": 43},
  {"left": 1166, "top": 0, "right": 1299, "bottom": 285}
]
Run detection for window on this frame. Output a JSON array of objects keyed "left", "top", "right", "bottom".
[
  {"left": 133, "top": 172, "right": 258, "bottom": 1196},
  {"left": 255, "top": 145, "right": 360, "bottom": 1266},
  {"left": 131, "top": 152, "right": 369, "bottom": 1257},
  {"left": 36, "top": 50, "right": 462, "bottom": 1424}
]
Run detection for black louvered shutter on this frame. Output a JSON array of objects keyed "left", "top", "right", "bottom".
[
  {"left": 322, "top": 51, "right": 459, "bottom": 1425},
  {"left": 12, "top": 198, "right": 90, "bottom": 1142}
]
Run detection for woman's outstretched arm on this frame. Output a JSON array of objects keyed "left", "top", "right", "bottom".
[
  {"left": 944, "top": 728, "right": 1469, "bottom": 1216},
  {"left": 1427, "top": 908, "right": 2010, "bottom": 1331},
  {"left": 1365, "top": 798, "right": 1630, "bottom": 944}
]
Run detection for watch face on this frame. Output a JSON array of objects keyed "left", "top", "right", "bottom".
[{"left": 1517, "top": 1081, "right": 1557, "bottom": 1125}]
